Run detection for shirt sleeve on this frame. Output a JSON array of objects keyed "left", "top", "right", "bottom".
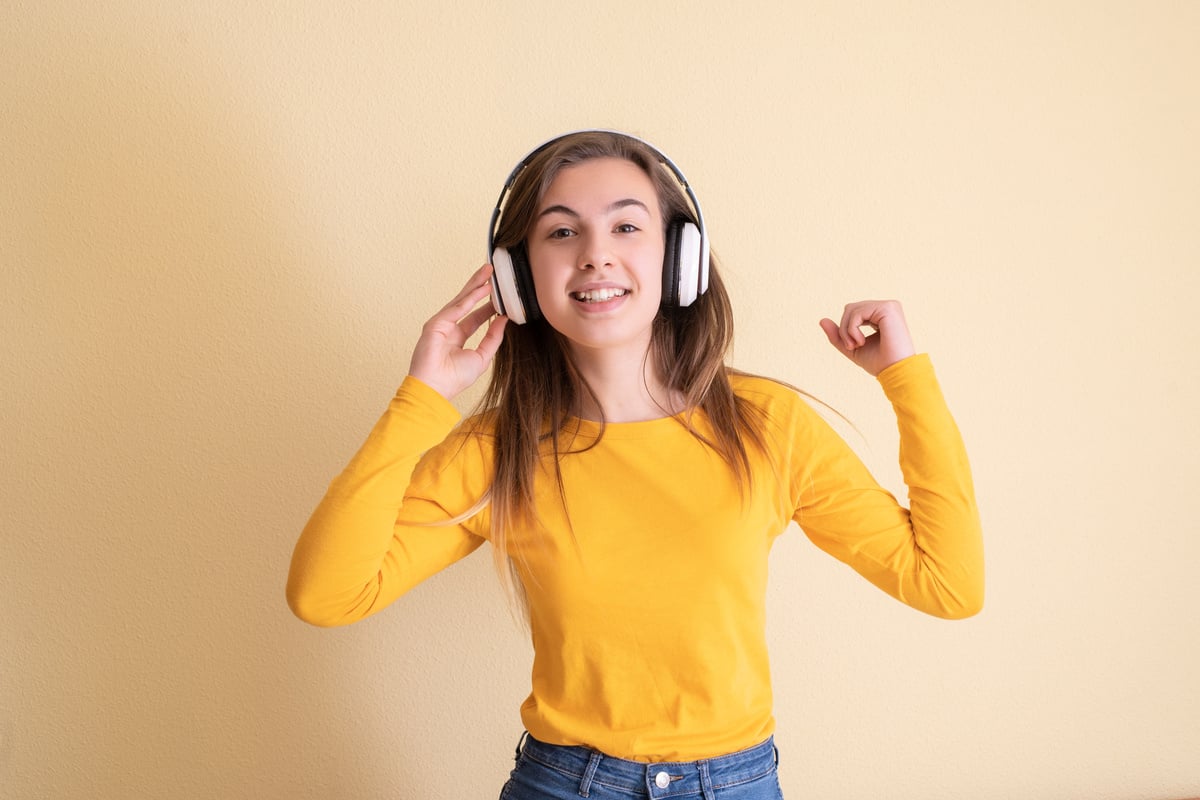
[
  {"left": 791, "top": 354, "right": 985, "bottom": 619},
  {"left": 286, "top": 376, "right": 488, "bottom": 627}
]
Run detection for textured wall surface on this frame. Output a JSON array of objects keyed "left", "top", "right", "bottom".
[{"left": 2, "top": 2, "right": 1198, "bottom": 798}]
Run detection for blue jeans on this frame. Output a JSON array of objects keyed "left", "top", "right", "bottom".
[{"left": 499, "top": 733, "right": 785, "bottom": 799}]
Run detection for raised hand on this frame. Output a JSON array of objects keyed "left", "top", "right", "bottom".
[
  {"left": 407, "top": 264, "right": 508, "bottom": 400},
  {"left": 819, "top": 299, "right": 916, "bottom": 377}
]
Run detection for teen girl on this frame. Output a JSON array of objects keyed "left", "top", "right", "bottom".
[{"left": 287, "top": 130, "right": 984, "bottom": 799}]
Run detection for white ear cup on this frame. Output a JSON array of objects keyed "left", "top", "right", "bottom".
[
  {"left": 675, "top": 221, "right": 704, "bottom": 307},
  {"left": 490, "top": 247, "right": 527, "bottom": 325}
]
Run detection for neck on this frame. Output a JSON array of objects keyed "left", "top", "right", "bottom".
[{"left": 568, "top": 343, "right": 681, "bottom": 423}]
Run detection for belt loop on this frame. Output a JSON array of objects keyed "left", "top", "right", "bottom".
[
  {"left": 513, "top": 731, "right": 530, "bottom": 763},
  {"left": 772, "top": 741, "right": 780, "bottom": 767},
  {"left": 577, "top": 751, "right": 602, "bottom": 797},
  {"left": 698, "top": 759, "right": 716, "bottom": 800}
]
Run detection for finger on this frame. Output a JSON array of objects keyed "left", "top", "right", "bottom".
[
  {"left": 472, "top": 314, "right": 508, "bottom": 365},
  {"left": 436, "top": 280, "right": 494, "bottom": 330},
  {"left": 819, "top": 318, "right": 851, "bottom": 355},
  {"left": 843, "top": 302, "right": 887, "bottom": 349},
  {"left": 456, "top": 301, "right": 498, "bottom": 337},
  {"left": 837, "top": 306, "right": 863, "bottom": 350},
  {"left": 851, "top": 300, "right": 900, "bottom": 332},
  {"left": 437, "top": 264, "right": 495, "bottom": 318}
]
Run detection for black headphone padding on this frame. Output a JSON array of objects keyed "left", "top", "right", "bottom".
[
  {"left": 507, "top": 244, "right": 540, "bottom": 323},
  {"left": 663, "top": 220, "right": 683, "bottom": 308}
]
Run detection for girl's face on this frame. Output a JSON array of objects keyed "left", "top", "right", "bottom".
[{"left": 526, "top": 157, "right": 666, "bottom": 358}]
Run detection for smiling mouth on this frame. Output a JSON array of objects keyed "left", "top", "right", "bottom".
[{"left": 572, "top": 288, "right": 628, "bottom": 303}]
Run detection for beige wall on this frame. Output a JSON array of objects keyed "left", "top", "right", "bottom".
[{"left": 2, "top": 2, "right": 1197, "bottom": 798}]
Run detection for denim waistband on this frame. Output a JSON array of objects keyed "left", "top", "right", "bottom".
[{"left": 516, "top": 733, "right": 778, "bottom": 798}]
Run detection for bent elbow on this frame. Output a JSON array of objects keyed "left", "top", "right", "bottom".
[
  {"left": 919, "top": 541, "right": 985, "bottom": 620},
  {"left": 286, "top": 577, "right": 350, "bottom": 628},
  {"left": 938, "top": 595, "right": 984, "bottom": 620},
  {"left": 929, "top": 581, "right": 985, "bottom": 620}
]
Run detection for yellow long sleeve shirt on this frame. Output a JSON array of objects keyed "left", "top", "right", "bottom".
[{"left": 287, "top": 354, "right": 983, "bottom": 761}]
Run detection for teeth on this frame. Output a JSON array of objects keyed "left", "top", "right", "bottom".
[{"left": 573, "top": 288, "right": 627, "bottom": 303}]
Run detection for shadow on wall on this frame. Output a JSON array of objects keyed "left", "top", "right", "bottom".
[{"left": 4, "top": 21, "right": 522, "bottom": 799}]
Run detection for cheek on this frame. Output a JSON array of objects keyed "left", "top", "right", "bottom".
[
  {"left": 526, "top": 252, "right": 571, "bottom": 315},
  {"left": 639, "top": 246, "right": 667, "bottom": 296},
  {"left": 526, "top": 245, "right": 563, "bottom": 286}
]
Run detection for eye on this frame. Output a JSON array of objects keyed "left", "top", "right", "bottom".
[
  {"left": 548, "top": 227, "right": 576, "bottom": 240},
  {"left": 615, "top": 223, "right": 640, "bottom": 234}
]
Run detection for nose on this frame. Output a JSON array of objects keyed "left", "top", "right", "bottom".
[{"left": 577, "top": 231, "right": 613, "bottom": 270}]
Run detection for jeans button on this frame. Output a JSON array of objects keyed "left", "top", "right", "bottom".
[{"left": 654, "top": 771, "right": 671, "bottom": 789}]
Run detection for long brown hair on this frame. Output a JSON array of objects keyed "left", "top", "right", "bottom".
[{"left": 478, "top": 131, "right": 768, "bottom": 609}]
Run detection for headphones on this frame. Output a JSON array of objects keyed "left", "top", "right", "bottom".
[{"left": 487, "top": 130, "right": 710, "bottom": 325}]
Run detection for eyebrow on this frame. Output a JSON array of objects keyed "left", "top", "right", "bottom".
[{"left": 536, "top": 198, "right": 651, "bottom": 220}]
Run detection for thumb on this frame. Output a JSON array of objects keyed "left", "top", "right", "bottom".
[{"left": 819, "top": 318, "right": 849, "bottom": 354}]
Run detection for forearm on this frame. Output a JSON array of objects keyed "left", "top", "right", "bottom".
[
  {"left": 286, "top": 376, "right": 476, "bottom": 626},
  {"left": 877, "top": 354, "right": 984, "bottom": 618}
]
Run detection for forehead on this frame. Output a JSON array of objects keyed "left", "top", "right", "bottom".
[{"left": 540, "top": 157, "right": 660, "bottom": 211}]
